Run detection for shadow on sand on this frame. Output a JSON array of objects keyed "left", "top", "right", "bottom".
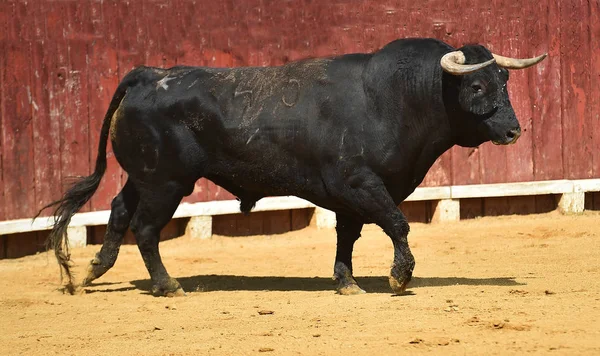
[{"left": 82, "top": 275, "right": 527, "bottom": 295}]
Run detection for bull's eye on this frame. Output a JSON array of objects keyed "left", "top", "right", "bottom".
[{"left": 471, "top": 81, "right": 485, "bottom": 93}]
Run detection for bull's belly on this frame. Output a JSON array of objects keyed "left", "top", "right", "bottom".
[
  {"left": 208, "top": 157, "right": 320, "bottom": 196},
  {"left": 207, "top": 161, "right": 362, "bottom": 217}
]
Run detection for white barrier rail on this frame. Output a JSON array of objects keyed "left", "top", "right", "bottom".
[{"left": 1, "top": 179, "right": 599, "bottom": 247}]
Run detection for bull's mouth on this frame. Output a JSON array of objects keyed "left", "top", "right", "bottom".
[{"left": 492, "top": 136, "right": 520, "bottom": 145}]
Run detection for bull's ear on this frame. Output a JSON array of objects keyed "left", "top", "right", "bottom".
[
  {"left": 440, "top": 51, "right": 495, "bottom": 75},
  {"left": 492, "top": 53, "right": 547, "bottom": 69}
]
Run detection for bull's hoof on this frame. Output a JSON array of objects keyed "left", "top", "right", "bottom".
[
  {"left": 389, "top": 262, "right": 414, "bottom": 295},
  {"left": 81, "top": 256, "right": 103, "bottom": 286},
  {"left": 333, "top": 262, "right": 365, "bottom": 295},
  {"left": 151, "top": 278, "right": 186, "bottom": 297},
  {"left": 388, "top": 275, "right": 411, "bottom": 295},
  {"left": 337, "top": 282, "right": 366, "bottom": 295}
]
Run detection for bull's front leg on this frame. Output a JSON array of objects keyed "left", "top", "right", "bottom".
[
  {"left": 332, "top": 171, "right": 415, "bottom": 295},
  {"left": 382, "top": 211, "right": 415, "bottom": 294},
  {"left": 333, "top": 214, "right": 366, "bottom": 295}
]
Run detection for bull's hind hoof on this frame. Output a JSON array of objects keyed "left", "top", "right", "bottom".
[
  {"left": 337, "top": 283, "right": 366, "bottom": 295},
  {"left": 151, "top": 278, "right": 186, "bottom": 297}
]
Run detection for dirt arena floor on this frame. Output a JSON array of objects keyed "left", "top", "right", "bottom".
[{"left": 1, "top": 211, "right": 599, "bottom": 355}]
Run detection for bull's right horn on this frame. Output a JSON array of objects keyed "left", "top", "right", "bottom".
[
  {"left": 440, "top": 51, "right": 496, "bottom": 75},
  {"left": 492, "top": 53, "right": 548, "bottom": 69}
]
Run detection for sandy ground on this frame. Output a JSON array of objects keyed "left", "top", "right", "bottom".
[{"left": 1, "top": 211, "right": 599, "bottom": 355}]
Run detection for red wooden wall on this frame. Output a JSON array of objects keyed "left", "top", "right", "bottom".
[{"left": 0, "top": 0, "right": 598, "bottom": 222}]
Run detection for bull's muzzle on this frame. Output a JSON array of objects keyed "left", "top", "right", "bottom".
[{"left": 492, "top": 127, "right": 521, "bottom": 145}]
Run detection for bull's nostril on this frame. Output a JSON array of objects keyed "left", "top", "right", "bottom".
[{"left": 506, "top": 128, "right": 521, "bottom": 143}]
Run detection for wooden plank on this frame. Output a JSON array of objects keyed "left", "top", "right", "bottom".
[
  {"left": 422, "top": 152, "right": 452, "bottom": 187},
  {"left": 451, "top": 146, "right": 482, "bottom": 185},
  {"left": 535, "top": 194, "right": 557, "bottom": 214},
  {"left": 291, "top": 208, "right": 313, "bottom": 231},
  {"left": 584, "top": 193, "right": 593, "bottom": 211},
  {"left": 30, "top": 0, "right": 62, "bottom": 218},
  {"left": 593, "top": 192, "right": 600, "bottom": 211},
  {"left": 0, "top": 2, "right": 16, "bottom": 42},
  {"left": 88, "top": 0, "right": 123, "bottom": 211},
  {"left": 560, "top": 0, "right": 593, "bottom": 179},
  {"left": 460, "top": 198, "right": 483, "bottom": 220},
  {"left": 61, "top": 1, "right": 91, "bottom": 212},
  {"left": 5, "top": 232, "right": 44, "bottom": 259},
  {"left": 143, "top": 1, "right": 177, "bottom": 69},
  {"left": 531, "top": 0, "right": 563, "bottom": 181},
  {"left": 207, "top": 180, "right": 236, "bottom": 201},
  {"left": 235, "top": 212, "right": 265, "bottom": 236},
  {"left": 44, "top": 2, "right": 75, "bottom": 215},
  {"left": 590, "top": 0, "right": 600, "bottom": 180},
  {"left": 507, "top": 196, "right": 536, "bottom": 215},
  {"left": 0, "top": 235, "right": 5, "bottom": 259},
  {"left": 502, "top": 9, "right": 534, "bottom": 183},
  {"left": 233, "top": 213, "right": 253, "bottom": 236},
  {"left": 182, "top": 180, "right": 210, "bottom": 204},
  {"left": 400, "top": 201, "right": 429, "bottom": 224},
  {"left": 212, "top": 214, "right": 238, "bottom": 236},
  {"left": 0, "top": 34, "right": 5, "bottom": 221},
  {"left": 263, "top": 210, "right": 291, "bottom": 235},
  {"left": 2, "top": 39, "right": 36, "bottom": 220},
  {"left": 483, "top": 197, "right": 511, "bottom": 217}
]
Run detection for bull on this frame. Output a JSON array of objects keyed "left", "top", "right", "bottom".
[{"left": 39, "top": 38, "right": 546, "bottom": 296}]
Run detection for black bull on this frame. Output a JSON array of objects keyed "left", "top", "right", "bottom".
[{"left": 39, "top": 38, "right": 546, "bottom": 296}]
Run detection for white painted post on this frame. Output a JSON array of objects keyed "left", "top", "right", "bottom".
[
  {"left": 66, "top": 226, "right": 87, "bottom": 248},
  {"left": 313, "top": 207, "right": 337, "bottom": 229},
  {"left": 558, "top": 192, "right": 585, "bottom": 214},
  {"left": 432, "top": 199, "right": 460, "bottom": 223},
  {"left": 186, "top": 215, "right": 213, "bottom": 239}
]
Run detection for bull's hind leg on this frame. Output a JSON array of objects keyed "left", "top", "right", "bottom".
[
  {"left": 130, "top": 181, "right": 186, "bottom": 297},
  {"left": 333, "top": 214, "right": 366, "bottom": 295},
  {"left": 82, "top": 180, "right": 139, "bottom": 286}
]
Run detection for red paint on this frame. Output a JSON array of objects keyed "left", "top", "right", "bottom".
[
  {"left": 531, "top": 0, "right": 564, "bottom": 181},
  {"left": 560, "top": 0, "right": 594, "bottom": 179},
  {"left": 590, "top": 0, "right": 600, "bottom": 179},
  {"left": 1, "top": 0, "right": 597, "bottom": 221},
  {"left": 2, "top": 38, "right": 36, "bottom": 220}
]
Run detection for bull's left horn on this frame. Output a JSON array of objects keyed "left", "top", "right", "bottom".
[
  {"left": 492, "top": 53, "right": 547, "bottom": 69},
  {"left": 440, "top": 51, "right": 496, "bottom": 75}
]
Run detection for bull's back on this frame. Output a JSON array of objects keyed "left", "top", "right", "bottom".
[{"left": 110, "top": 57, "right": 370, "bottom": 200}]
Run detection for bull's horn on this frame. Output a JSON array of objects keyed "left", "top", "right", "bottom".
[
  {"left": 492, "top": 53, "right": 548, "bottom": 69},
  {"left": 440, "top": 51, "right": 496, "bottom": 75}
]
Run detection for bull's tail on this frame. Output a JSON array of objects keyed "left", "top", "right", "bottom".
[{"left": 35, "top": 68, "right": 142, "bottom": 294}]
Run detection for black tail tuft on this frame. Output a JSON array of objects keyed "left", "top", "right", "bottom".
[{"left": 35, "top": 167, "right": 106, "bottom": 293}]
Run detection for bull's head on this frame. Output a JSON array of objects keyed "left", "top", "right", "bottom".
[{"left": 440, "top": 46, "right": 546, "bottom": 147}]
